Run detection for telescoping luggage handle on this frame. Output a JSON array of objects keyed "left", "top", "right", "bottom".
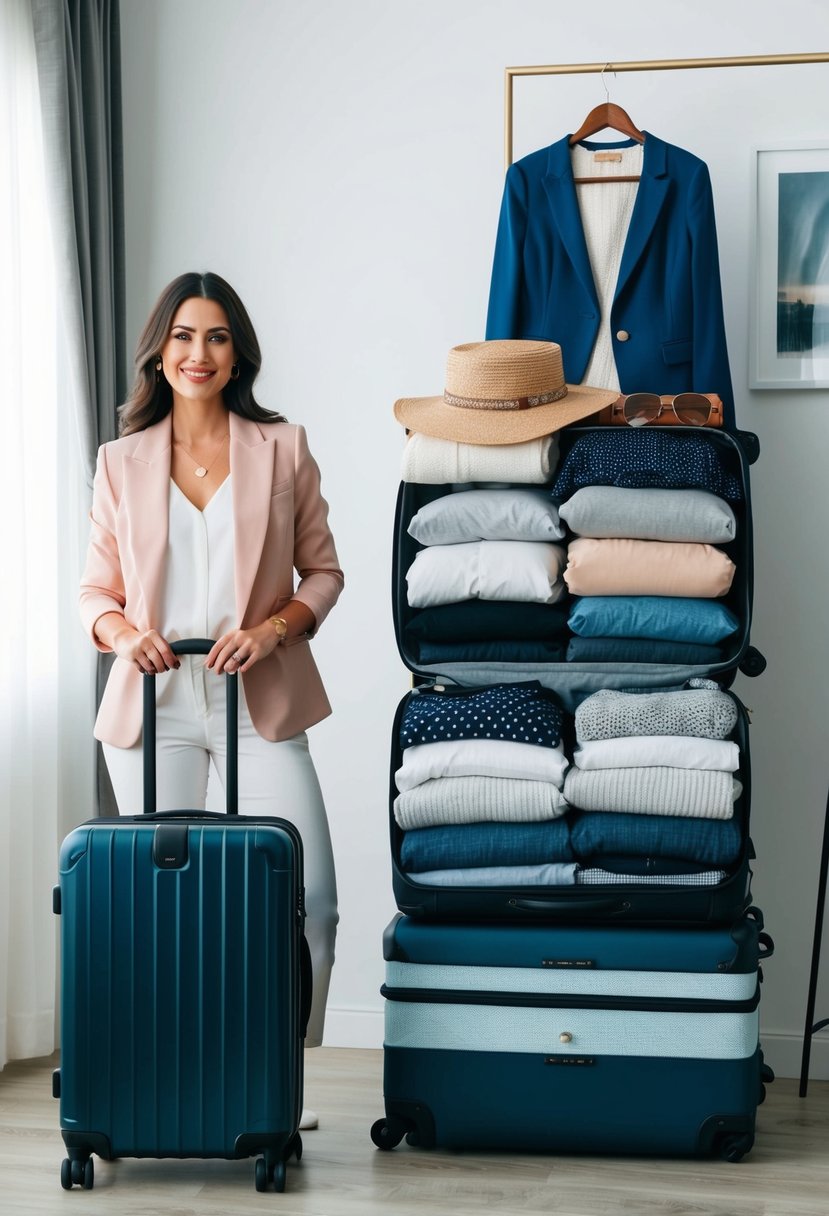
[{"left": 142, "top": 638, "right": 238, "bottom": 816}]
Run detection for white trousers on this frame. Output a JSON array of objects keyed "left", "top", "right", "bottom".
[{"left": 103, "top": 657, "right": 338, "bottom": 1047}]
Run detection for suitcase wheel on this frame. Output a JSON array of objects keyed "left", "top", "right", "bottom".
[
  {"left": 61, "top": 1156, "right": 93, "bottom": 1190},
  {"left": 371, "top": 1116, "right": 408, "bottom": 1150},
  {"left": 290, "top": 1132, "right": 303, "bottom": 1162},
  {"left": 254, "top": 1155, "right": 287, "bottom": 1193},
  {"left": 719, "top": 1132, "right": 753, "bottom": 1163}
]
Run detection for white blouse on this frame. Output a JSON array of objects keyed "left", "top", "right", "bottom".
[
  {"left": 156, "top": 476, "right": 236, "bottom": 710},
  {"left": 570, "top": 142, "right": 644, "bottom": 393}
]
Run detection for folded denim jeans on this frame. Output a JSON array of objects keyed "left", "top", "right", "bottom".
[
  {"left": 419, "top": 638, "right": 567, "bottom": 664},
  {"left": 569, "top": 810, "right": 743, "bottom": 865},
  {"left": 399, "top": 819, "right": 574, "bottom": 871},
  {"left": 566, "top": 636, "right": 724, "bottom": 665}
]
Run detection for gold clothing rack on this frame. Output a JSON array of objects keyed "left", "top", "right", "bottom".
[
  {"left": 504, "top": 52, "right": 829, "bottom": 167},
  {"left": 501, "top": 47, "right": 829, "bottom": 1100}
]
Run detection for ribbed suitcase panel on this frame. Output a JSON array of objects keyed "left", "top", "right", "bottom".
[
  {"left": 384, "top": 1000, "right": 760, "bottom": 1059},
  {"left": 59, "top": 822, "right": 299, "bottom": 1157}
]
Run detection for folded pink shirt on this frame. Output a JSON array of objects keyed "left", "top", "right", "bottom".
[{"left": 564, "top": 538, "right": 736, "bottom": 598}]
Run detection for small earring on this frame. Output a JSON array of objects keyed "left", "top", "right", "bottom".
[
  {"left": 155, "top": 358, "right": 162, "bottom": 380},
  {"left": 230, "top": 363, "right": 240, "bottom": 381}
]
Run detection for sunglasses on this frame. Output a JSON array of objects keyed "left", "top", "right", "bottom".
[{"left": 622, "top": 392, "right": 715, "bottom": 427}]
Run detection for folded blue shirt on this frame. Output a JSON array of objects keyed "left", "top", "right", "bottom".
[
  {"left": 551, "top": 430, "right": 743, "bottom": 503},
  {"left": 568, "top": 596, "right": 740, "bottom": 645}
]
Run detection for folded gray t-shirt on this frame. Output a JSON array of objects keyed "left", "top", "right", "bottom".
[{"left": 559, "top": 486, "right": 737, "bottom": 543}]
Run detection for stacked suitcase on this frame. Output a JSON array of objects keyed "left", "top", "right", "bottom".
[{"left": 372, "top": 423, "right": 774, "bottom": 1162}]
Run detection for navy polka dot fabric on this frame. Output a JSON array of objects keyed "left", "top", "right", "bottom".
[
  {"left": 400, "top": 681, "right": 564, "bottom": 749},
  {"left": 550, "top": 430, "right": 743, "bottom": 503}
]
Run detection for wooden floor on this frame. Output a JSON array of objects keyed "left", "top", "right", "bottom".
[{"left": 1, "top": 1049, "right": 827, "bottom": 1215}]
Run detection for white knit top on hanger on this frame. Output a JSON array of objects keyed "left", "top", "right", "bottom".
[{"left": 570, "top": 141, "right": 644, "bottom": 392}]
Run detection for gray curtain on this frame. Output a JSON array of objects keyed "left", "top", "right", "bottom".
[{"left": 32, "top": 0, "right": 125, "bottom": 815}]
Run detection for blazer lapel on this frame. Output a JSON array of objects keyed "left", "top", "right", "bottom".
[
  {"left": 123, "top": 416, "right": 172, "bottom": 625},
  {"left": 542, "top": 136, "right": 600, "bottom": 315},
  {"left": 614, "top": 132, "right": 669, "bottom": 302},
  {"left": 230, "top": 413, "right": 276, "bottom": 625}
]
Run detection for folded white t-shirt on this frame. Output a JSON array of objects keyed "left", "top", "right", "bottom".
[
  {"left": 407, "top": 540, "right": 567, "bottom": 607},
  {"left": 573, "top": 736, "right": 740, "bottom": 773},
  {"left": 396, "top": 738, "right": 569, "bottom": 793}
]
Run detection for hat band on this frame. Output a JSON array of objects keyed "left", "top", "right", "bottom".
[{"left": 444, "top": 384, "right": 568, "bottom": 412}]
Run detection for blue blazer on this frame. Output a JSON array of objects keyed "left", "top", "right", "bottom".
[{"left": 485, "top": 134, "right": 735, "bottom": 428}]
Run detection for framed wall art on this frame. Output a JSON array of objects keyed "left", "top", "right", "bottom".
[{"left": 751, "top": 142, "right": 829, "bottom": 389}]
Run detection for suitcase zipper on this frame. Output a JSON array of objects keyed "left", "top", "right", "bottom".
[
  {"left": 379, "top": 984, "right": 760, "bottom": 1015},
  {"left": 410, "top": 681, "right": 559, "bottom": 700}
]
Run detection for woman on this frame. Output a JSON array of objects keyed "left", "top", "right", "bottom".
[{"left": 79, "top": 271, "right": 344, "bottom": 1129}]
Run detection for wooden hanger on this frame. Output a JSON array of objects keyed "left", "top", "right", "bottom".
[{"left": 569, "top": 67, "right": 645, "bottom": 184}]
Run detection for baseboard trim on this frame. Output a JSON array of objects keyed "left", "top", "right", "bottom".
[
  {"left": 321, "top": 1013, "right": 829, "bottom": 1082},
  {"left": 760, "top": 1031, "right": 829, "bottom": 1083},
  {"left": 322, "top": 1006, "right": 384, "bottom": 1050}
]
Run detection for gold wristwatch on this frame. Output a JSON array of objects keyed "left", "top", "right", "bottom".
[{"left": 269, "top": 615, "right": 289, "bottom": 644}]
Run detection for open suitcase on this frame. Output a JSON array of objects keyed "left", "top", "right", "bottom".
[
  {"left": 53, "top": 639, "right": 311, "bottom": 1193},
  {"left": 388, "top": 425, "right": 766, "bottom": 924},
  {"left": 372, "top": 910, "right": 775, "bottom": 1160}
]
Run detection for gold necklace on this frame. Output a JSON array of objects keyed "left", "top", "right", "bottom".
[{"left": 173, "top": 432, "right": 229, "bottom": 478}]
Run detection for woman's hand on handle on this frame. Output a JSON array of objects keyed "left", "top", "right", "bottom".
[
  {"left": 207, "top": 622, "right": 279, "bottom": 675},
  {"left": 208, "top": 601, "right": 317, "bottom": 674},
  {"left": 94, "top": 614, "right": 179, "bottom": 674}
]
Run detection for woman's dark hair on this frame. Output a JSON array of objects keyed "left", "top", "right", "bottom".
[{"left": 118, "top": 271, "right": 286, "bottom": 435}]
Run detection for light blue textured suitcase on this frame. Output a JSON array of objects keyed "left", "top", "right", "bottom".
[
  {"left": 372, "top": 912, "right": 774, "bottom": 1160},
  {"left": 52, "top": 640, "right": 311, "bottom": 1193}
]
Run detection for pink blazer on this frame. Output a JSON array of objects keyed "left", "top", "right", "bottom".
[{"left": 80, "top": 412, "right": 345, "bottom": 747}]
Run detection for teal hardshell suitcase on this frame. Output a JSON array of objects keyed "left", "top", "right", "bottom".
[{"left": 53, "top": 640, "right": 310, "bottom": 1193}]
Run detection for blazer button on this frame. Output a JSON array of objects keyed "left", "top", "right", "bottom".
[{"left": 616, "top": 329, "right": 630, "bottom": 342}]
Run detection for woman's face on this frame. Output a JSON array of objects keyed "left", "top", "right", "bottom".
[{"left": 159, "top": 296, "right": 237, "bottom": 404}]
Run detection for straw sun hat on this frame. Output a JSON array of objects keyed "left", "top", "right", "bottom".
[{"left": 393, "top": 340, "right": 618, "bottom": 445}]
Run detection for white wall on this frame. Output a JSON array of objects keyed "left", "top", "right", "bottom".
[{"left": 119, "top": 0, "right": 829, "bottom": 1077}]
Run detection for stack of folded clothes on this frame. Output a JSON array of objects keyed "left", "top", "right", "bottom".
[
  {"left": 394, "top": 681, "right": 575, "bottom": 887},
  {"left": 404, "top": 489, "right": 569, "bottom": 664},
  {"left": 553, "top": 430, "right": 743, "bottom": 664},
  {"left": 565, "top": 684, "right": 743, "bottom": 886}
]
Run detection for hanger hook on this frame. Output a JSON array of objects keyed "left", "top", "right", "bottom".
[{"left": 600, "top": 63, "right": 614, "bottom": 103}]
